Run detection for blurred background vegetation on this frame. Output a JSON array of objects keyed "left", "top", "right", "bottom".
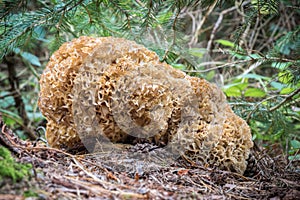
[{"left": 0, "top": 0, "right": 299, "bottom": 167}]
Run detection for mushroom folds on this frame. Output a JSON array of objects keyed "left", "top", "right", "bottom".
[{"left": 39, "top": 36, "right": 253, "bottom": 174}]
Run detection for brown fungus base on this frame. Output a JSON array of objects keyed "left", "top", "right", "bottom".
[{"left": 39, "top": 36, "right": 253, "bottom": 174}]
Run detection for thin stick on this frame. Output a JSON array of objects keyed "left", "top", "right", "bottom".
[
  {"left": 183, "top": 60, "right": 249, "bottom": 73},
  {"left": 206, "top": 6, "right": 237, "bottom": 54},
  {"left": 189, "top": 0, "right": 218, "bottom": 46},
  {"left": 270, "top": 87, "right": 300, "bottom": 112},
  {"left": 246, "top": 95, "right": 278, "bottom": 123},
  {"left": 66, "top": 177, "right": 148, "bottom": 199}
]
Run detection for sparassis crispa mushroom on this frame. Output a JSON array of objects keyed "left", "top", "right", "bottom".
[{"left": 39, "top": 36, "right": 253, "bottom": 174}]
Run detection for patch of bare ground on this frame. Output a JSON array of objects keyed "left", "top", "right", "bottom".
[{"left": 0, "top": 114, "right": 299, "bottom": 200}]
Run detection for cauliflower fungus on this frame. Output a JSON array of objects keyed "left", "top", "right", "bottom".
[{"left": 39, "top": 36, "right": 253, "bottom": 174}]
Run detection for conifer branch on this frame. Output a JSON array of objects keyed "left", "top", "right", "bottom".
[
  {"left": 0, "top": 0, "right": 84, "bottom": 59},
  {"left": 270, "top": 88, "right": 300, "bottom": 112}
]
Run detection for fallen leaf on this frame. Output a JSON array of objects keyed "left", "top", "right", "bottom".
[{"left": 177, "top": 169, "right": 189, "bottom": 176}]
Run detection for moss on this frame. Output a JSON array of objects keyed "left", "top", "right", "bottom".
[
  {"left": 23, "top": 190, "right": 39, "bottom": 198},
  {"left": 0, "top": 146, "right": 32, "bottom": 183}
]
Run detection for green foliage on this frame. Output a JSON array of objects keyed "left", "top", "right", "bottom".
[
  {"left": 23, "top": 190, "right": 39, "bottom": 198},
  {"left": 0, "top": 51, "right": 43, "bottom": 138},
  {"left": 0, "top": 0, "right": 207, "bottom": 59},
  {"left": 211, "top": 0, "right": 299, "bottom": 159},
  {"left": 289, "top": 139, "right": 300, "bottom": 161},
  {"left": 222, "top": 33, "right": 300, "bottom": 158},
  {"left": 0, "top": 146, "right": 32, "bottom": 182},
  {"left": 251, "top": 0, "right": 279, "bottom": 15}
]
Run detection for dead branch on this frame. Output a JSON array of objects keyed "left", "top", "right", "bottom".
[
  {"left": 3, "top": 55, "right": 37, "bottom": 140},
  {"left": 270, "top": 87, "right": 300, "bottom": 112},
  {"left": 189, "top": 0, "right": 218, "bottom": 46},
  {"left": 206, "top": 6, "right": 237, "bottom": 54}
]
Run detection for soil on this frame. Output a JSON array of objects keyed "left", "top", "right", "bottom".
[{"left": 0, "top": 116, "right": 299, "bottom": 200}]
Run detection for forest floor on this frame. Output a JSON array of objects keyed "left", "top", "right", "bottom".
[{"left": 0, "top": 116, "right": 299, "bottom": 200}]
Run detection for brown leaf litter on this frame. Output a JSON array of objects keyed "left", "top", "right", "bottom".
[{"left": 0, "top": 113, "right": 299, "bottom": 199}]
